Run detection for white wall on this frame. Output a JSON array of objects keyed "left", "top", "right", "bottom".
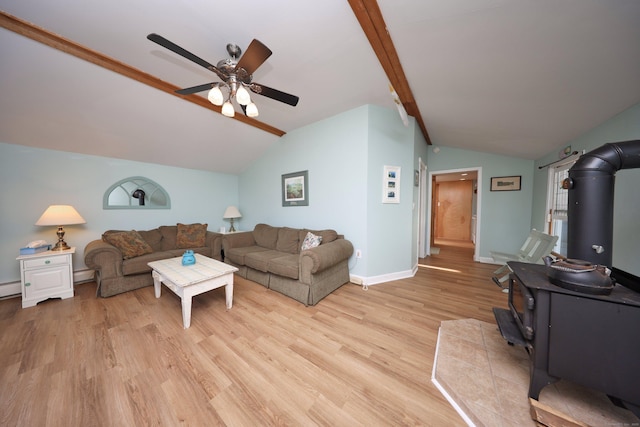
[{"left": 0, "top": 143, "right": 238, "bottom": 284}]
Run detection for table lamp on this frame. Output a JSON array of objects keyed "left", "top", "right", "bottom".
[
  {"left": 223, "top": 206, "right": 242, "bottom": 233},
  {"left": 35, "top": 205, "right": 86, "bottom": 251}
]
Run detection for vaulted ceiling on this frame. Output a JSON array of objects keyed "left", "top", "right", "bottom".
[{"left": 1, "top": 1, "right": 639, "bottom": 174}]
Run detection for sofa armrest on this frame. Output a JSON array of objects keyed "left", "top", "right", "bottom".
[
  {"left": 205, "top": 231, "right": 223, "bottom": 261},
  {"left": 222, "top": 231, "right": 256, "bottom": 252},
  {"left": 84, "top": 239, "right": 124, "bottom": 278},
  {"left": 300, "top": 238, "right": 354, "bottom": 275}
]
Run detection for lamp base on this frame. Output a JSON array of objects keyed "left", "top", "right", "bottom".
[
  {"left": 51, "top": 225, "right": 71, "bottom": 251},
  {"left": 51, "top": 241, "right": 71, "bottom": 251},
  {"left": 229, "top": 218, "right": 236, "bottom": 233}
]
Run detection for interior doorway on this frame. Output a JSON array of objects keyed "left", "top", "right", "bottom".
[{"left": 427, "top": 168, "right": 481, "bottom": 260}]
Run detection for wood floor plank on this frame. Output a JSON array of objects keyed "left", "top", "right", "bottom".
[{"left": 0, "top": 245, "right": 504, "bottom": 426}]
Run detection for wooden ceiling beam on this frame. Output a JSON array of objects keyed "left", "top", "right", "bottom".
[
  {"left": 348, "top": 0, "right": 432, "bottom": 144},
  {"left": 0, "top": 11, "right": 285, "bottom": 137}
]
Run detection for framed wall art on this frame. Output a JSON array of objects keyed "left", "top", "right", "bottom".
[
  {"left": 490, "top": 175, "right": 521, "bottom": 191},
  {"left": 282, "top": 170, "right": 309, "bottom": 206},
  {"left": 382, "top": 165, "right": 401, "bottom": 203}
]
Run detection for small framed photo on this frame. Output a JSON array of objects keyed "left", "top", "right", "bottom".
[
  {"left": 282, "top": 170, "right": 309, "bottom": 206},
  {"left": 382, "top": 165, "right": 401, "bottom": 203},
  {"left": 490, "top": 175, "right": 521, "bottom": 191}
]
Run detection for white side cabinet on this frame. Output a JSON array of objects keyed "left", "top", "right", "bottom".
[{"left": 16, "top": 247, "right": 75, "bottom": 308}]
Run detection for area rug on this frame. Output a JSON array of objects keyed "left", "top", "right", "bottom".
[{"left": 432, "top": 318, "right": 639, "bottom": 426}]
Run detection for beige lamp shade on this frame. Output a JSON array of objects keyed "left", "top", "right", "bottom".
[
  {"left": 223, "top": 206, "right": 242, "bottom": 232},
  {"left": 35, "top": 205, "right": 86, "bottom": 226},
  {"left": 223, "top": 206, "right": 242, "bottom": 219},
  {"left": 35, "top": 205, "right": 86, "bottom": 251}
]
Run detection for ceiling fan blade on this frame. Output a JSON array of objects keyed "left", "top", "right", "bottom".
[
  {"left": 176, "top": 82, "right": 216, "bottom": 95},
  {"left": 147, "top": 33, "right": 225, "bottom": 80},
  {"left": 250, "top": 83, "right": 299, "bottom": 107},
  {"left": 235, "top": 39, "right": 272, "bottom": 75}
]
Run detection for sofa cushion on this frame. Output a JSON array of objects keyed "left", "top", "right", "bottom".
[
  {"left": 103, "top": 230, "right": 153, "bottom": 259},
  {"left": 159, "top": 226, "right": 178, "bottom": 251},
  {"left": 176, "top": 223, "right": 208, "bottom": 249},
  {"left": 253, "top": 224, "right": 279, "bottom": 249},
  {"left": 225, "top": 246, "right": 269, "bottom": 266},
  {"left": 245, "top": 250, "right": 285, "bottom": 272},
  {"left": 299, "top": 229, "right": 338, "bottom": 246},
  {"left": 122, "top": 251, "right": 172, "bottom": 275},
  {"left": 137, "top": 228, "right": 163, "bottom": 252},
  {"left": 267, "top": 254, "right": 300, "bottom": 280},
  {"left": 276, "top": 227, "right": 300, "bottom": 254}
]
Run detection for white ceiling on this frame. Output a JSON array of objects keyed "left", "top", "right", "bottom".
[{"left": 1, "top": 1, "right": 639, "bottom": 174}]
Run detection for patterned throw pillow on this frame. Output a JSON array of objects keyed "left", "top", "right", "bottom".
[
  {"left": 103, "top": 230, "right": 153, "bottom": 259},
  {"left": 301, "top": 232, "right": 322, "bottom": 250},
  {"left": 176, "top": 223, "right": 208, "bottom": 249}
]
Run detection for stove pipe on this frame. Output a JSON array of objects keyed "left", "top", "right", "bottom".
[{"left": 567, "top": 140, "right": 640, "bottom": 266}]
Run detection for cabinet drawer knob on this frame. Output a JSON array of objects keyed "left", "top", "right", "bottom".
[
  {"left": 45, "top": 260, "right": 51, "bottom": 264},
  {"left": 25, "top": 282, "right": 31, "bottom": 287}
]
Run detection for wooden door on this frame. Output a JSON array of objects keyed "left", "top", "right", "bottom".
[{"left": 435, "top": 180, "right": 473, "bottom": 241}]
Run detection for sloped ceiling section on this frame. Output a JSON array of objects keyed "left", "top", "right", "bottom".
[{"left": 1, "top": 1, "right": 639, "bottom": 173}]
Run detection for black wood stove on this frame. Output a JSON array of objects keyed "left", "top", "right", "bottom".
[
  {"left": 494, "top": 140, "right": 640, "bottom": 417},
  {"left": 494, "top": 262, "right": 640, "bottom": 417}
]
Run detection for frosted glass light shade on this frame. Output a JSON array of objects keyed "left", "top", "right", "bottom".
[
  {"left": 208, "top": 86, "right": 224, "bottom": 106},
  {"left": 236, "top": 85, "right": 251, "bottom": 105},
  {"left": 221, "top": 101, "right": 235, "bottom": 117},
  {"left": 246, "top": 102, "right": 259, "bottom": 117},
  {"left": 35, "top": 205, "right": 86, "bottom": 226}
]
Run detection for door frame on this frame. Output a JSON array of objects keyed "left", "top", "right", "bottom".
[
  {"left": 417, "top": 158, "right": 427, "bottom": 258},
  {"left": 427, "top": 167, "right": 482, "bottom": 261}
]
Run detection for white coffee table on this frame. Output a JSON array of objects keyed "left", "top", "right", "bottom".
[{"left": 148, "top": 254, "right": 238, "bottom": 328}]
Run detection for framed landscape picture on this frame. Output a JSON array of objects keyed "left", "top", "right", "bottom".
[
  {"left": 282, "top": 170, "right": 309, "bottom": 206},
  {"left": 490, "top": 175, "right": 521, "bottom": 191}
]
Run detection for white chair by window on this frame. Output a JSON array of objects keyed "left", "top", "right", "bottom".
[{"left": 491, "top": 229, "right": 559, "bottom": 289}]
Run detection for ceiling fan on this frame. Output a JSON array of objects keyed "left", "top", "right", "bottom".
[{"left": 147, "top": 33, "right": 299, "bottom": 118}]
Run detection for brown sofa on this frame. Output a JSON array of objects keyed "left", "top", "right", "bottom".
[
  {"left": 84, "top": 224, "right": 221, "bottom": 297},
  {"left": 222, "top": 223, "right": 353, "bottom": 305}
]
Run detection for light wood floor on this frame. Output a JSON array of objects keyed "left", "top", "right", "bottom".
[{"left": 0, "top": 246, "right": 504, "bottom": 426}]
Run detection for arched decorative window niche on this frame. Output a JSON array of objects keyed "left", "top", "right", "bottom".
[{"left": 103, "top": 176, "right": 171, "bottom": 209}]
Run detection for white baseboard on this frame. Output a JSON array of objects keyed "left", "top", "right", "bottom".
[
  {"left": 74, "top": 269, "right": 95, "bottom": 283},
  {"left": 351, "top": 267, "right": 416, "bottom": 288},
  {"left": 476, "top": 256, "right": 500, "bottom": 264},
  {"left": 349, "top": 275, "right": 364, "bottom": 285},
  {"left": 0, "top": 269, "right": 95, "bottom": 299},
  {"left": 0, "top": 281, "right": 21, "bottom": 298}
]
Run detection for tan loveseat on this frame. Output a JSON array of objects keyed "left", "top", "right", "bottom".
[
  {"left": 84, "top": 224, "right": 221, "bottom": 297},
  {"left": 222, "top": 223, "right": 353, "bottom": 305}
]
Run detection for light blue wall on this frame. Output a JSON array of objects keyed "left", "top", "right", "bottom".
[
  {"left": 239, "top": 106, "right": 370, "bottom": 276},
  {"left": 366, "top": 105, "right": 417, "bottom": 277},
  {"left": 427, "top": 146, "right": 535, "bottom": 260},
  {"left": 531, "top": 102, "right": 640, "bottom": 276},
  {"left": 238, "top": 104, "right": 420, "bottom": 280},
  {"left": 0, "top": 142, "right": 238, "bottom": 284}
]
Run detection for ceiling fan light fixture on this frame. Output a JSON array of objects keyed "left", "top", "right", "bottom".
[
  {"left": 246, "top": 102, "right": 259, "bottom": 117},
  {"left": 208, "top": 85, "right": 224, "bottom": 106},
  {"left": 221, "top": 100, "right": 235, "bottom": 117},
  {"left": 236, "top": 85, "right": 251, "bottom": 106}
]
